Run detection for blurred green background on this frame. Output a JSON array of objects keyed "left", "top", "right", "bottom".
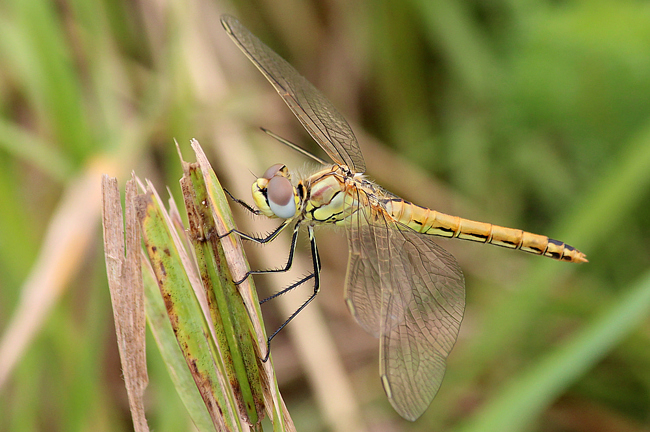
[{"left": 1, "top": 0, "right": 650, "bottom": 431}]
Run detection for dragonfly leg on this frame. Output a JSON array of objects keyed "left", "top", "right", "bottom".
[
  {"left": 223, "top": 187, "right": 261, "bottom": 215},
  {"left": 262, "top": 225, "right": 321, "bottom": 362},
  {"left": 245, "top": 222, "right": 302, "bottom": 280},
  {"left": 228, "top": 221, "right": 299, "bottom": 284},
  {"left": 220, "top": 187, "right": 289, "bottom": 256},
  {"left": 259, "top": 272, "right": 314, "bottom": 304},
  {"left": 218, "top": 218, "right": 291, "bottom": 244}
]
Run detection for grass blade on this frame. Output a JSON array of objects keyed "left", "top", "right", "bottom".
[{"left": 458, "top": 270, "right": 650, "bottom": 432}]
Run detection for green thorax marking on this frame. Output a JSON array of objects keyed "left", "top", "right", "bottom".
[{"left": 300, "top": 166, "right": 369, "bottom": 225}]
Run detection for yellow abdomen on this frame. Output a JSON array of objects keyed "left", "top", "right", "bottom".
[{"left": 383, "top": 199, "right": 587, "bottom": 263}]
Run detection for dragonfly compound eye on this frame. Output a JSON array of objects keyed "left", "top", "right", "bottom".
[
  {"left": 267, "top": 175, "right": 296, "bottom": 218},
  {"left": 262, "top": 163, "right": 286, "bottom": 180}
]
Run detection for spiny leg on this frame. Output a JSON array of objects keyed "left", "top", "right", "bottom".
[
  {"left": 262, "top": 225, "right": 321, "bottom": 362},
  {"left": 221, "top": 220, "right": 299, "bottom": 284},
  {"left": 223, "top": 188, "right": 261, "bottom": 215},
  {"left": 222, "top": 188, "right": 323, "bottom": 360},
  {"left": 259, "top": 272, "right": 314, "bottom": 304},
  {"left": 222, "top": 186, "right": 297, "bottom": 262}
]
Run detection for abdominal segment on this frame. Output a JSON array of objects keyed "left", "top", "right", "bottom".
[{"left": 383, "top": 199, "right": 587, "bottom": 263}]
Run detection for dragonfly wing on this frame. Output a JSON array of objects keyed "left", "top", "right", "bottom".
[
  {"left": 221, "top": 15, "right": 366, "bottom": 174},
  {"left": 345, "top": 206, "right": 465, "bottom": 420},
  {"left": 381, "top": 228, "right": 465, "bottom": 420},
  {"left": 345, "top": 214, "right": 405, "bottom": 337}
]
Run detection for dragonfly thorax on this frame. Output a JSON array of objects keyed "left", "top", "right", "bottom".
[{"left": 301, "top": 166, "right": 363, "bottom": 225}]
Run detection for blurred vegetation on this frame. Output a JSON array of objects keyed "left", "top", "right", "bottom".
[{"left": 1, "top": 0, "right": 650, "bottom": 431}]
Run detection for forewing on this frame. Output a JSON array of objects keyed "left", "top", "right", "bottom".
[
  {"left": 344, "top": 204, "right": 465, "bottom": 421},
  {"left": 221, "top": 15, "right": 366, "bottom": 173}
]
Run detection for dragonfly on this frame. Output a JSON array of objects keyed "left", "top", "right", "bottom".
[{"left": 220, "top": 15, "right": 587, "bottom": 421}]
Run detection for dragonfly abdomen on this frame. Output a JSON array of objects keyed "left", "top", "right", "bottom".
[{"left": 384, "top": 199, "right": 587, "bottom": 263}]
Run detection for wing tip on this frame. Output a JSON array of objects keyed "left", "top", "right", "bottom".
[{"left": 381, "top": 374, "right": 424, "bottom": 421}]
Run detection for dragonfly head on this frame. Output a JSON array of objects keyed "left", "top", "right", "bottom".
[{"left": 252, "top": 164, "right": 298, "bottom": 219}]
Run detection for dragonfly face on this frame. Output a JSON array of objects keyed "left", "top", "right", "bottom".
[
  {"left": 221, "top": 14, "right": 586, "bottom": 421},
  {"left": 252, "top": 164, "right": 299, "bottom": 219}
]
